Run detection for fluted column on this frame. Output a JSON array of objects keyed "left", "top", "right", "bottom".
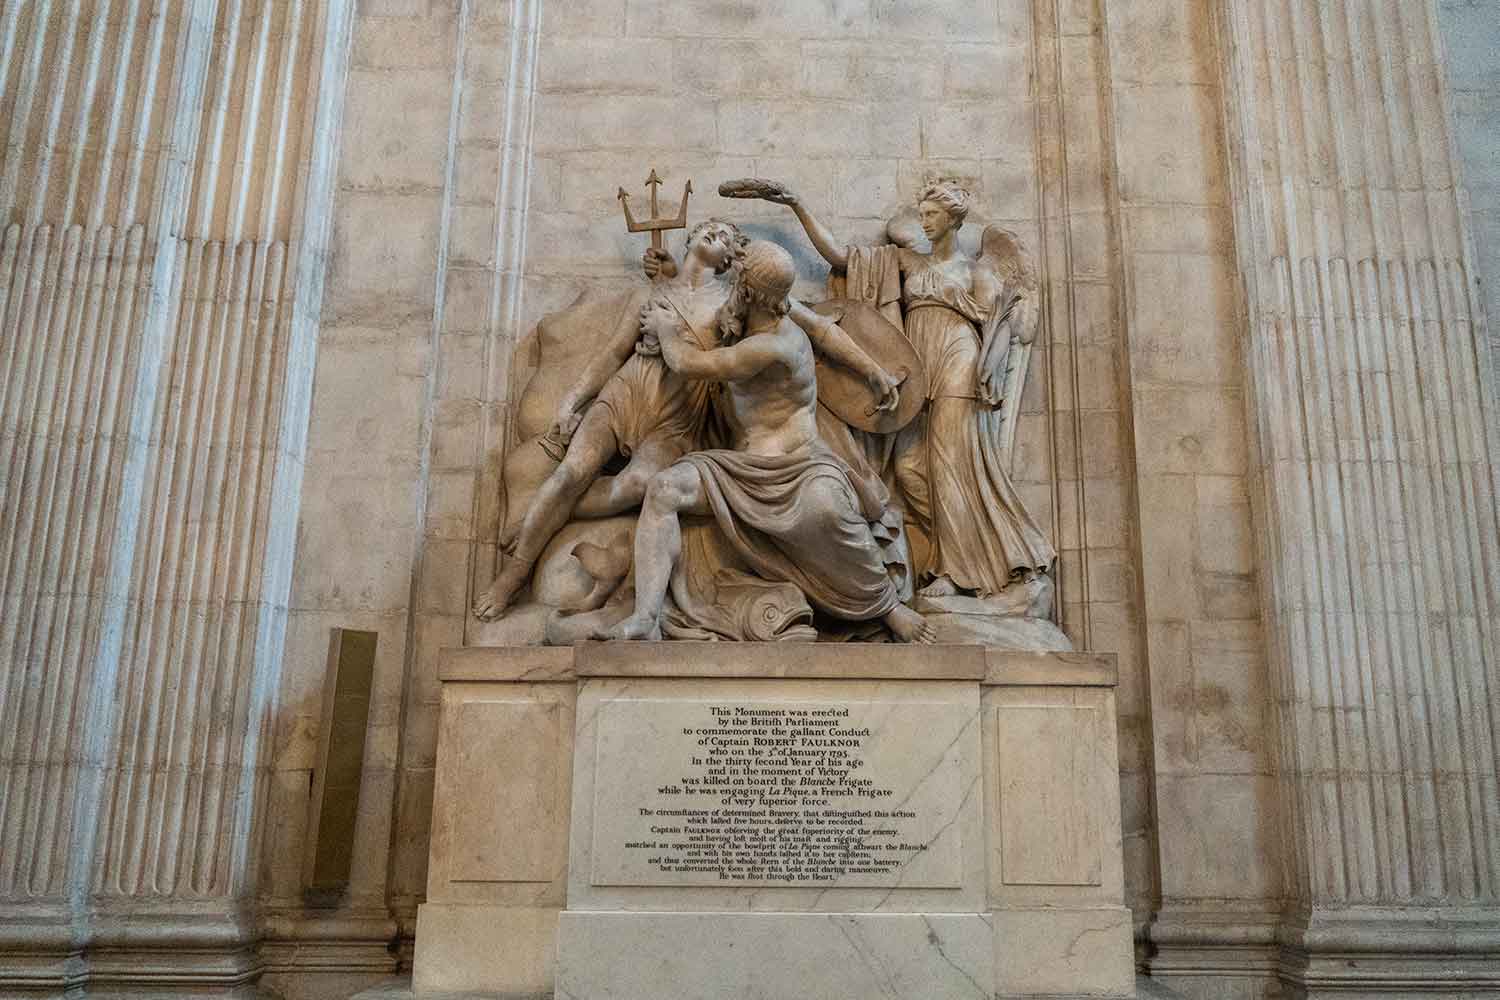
[
  {"left": 0, "top": 1, "right": 351, "bottom": 993},
  {"left": 1219, "top": 0, "right": 1500, "bottom": 994}
]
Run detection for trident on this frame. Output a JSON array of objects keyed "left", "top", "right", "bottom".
[{"left": 617, "top": 169, "right": 693, "bottom": 251}]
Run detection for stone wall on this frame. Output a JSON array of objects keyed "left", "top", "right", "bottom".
[
  {"left": 257, "top": 2, "right": 450, "bottom": 990},
  {"left": 1438, "top": 0, "right": 1500, "bottom": 389},
  {"left": 1098, "top": 7, "right": 1282, "bottom": 989},
  {"left": 280, "top": 1, "right": 1495, "bottom": 995},
  {"left": 271, "top": 0, "right": 1288, "bottom": 989},
  {"left": 0, "top": 0, "right": 1495, "bottom": 997},
  {"left": 266, "top": 0, "right": 1200, "bottom": 963}
]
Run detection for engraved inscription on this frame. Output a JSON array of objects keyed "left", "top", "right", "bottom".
[{"left": 590, "top": 699, "right": 964, "bottom": 888}]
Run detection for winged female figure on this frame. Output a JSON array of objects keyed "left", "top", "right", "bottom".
[{"left": 724, "top": 178, "right": 1055, "bottom": 598}]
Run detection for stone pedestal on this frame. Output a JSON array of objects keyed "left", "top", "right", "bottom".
[{"left": 412, "top": 643, "right": 1133, "bottom": 999}]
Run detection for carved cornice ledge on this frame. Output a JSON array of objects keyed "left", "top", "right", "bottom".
[{"left": 437, "top": 642, "right": 1118, "bottom": 686}]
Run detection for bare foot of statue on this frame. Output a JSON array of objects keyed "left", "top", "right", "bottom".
[
  {"left": 884, "top": 603, "right": 937, "bottom": 644},
  {"left": 595, "top": 611, "right": 662, "bottom": 641},
  {"left": 472, "top": 558, "right": 533, "bottom": 621},
  {"left": 918, "top": 574, "right": 960, "bottom": 598}
]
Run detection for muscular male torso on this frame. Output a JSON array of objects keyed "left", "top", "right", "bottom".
[{"left": 721, "top": 320, "right": 820, "bottom": 457}]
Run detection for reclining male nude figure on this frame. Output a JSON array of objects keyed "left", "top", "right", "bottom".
[
  {"left": 600, "top": 240, "right": 937, "bottom": 644},
  {"left": 473, "top": 221, "right": 902, "bottom": 621}
]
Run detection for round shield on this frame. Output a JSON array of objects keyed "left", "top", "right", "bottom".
[{"left": 809, "top": 299, "right": 927, "bottom": 434}]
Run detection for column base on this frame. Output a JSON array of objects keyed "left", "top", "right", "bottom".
[
  {"left": 0, "top": 903, "right": 263, "bottom": 997},
  {"left": 1147, "top": 904, "right": 1500, "bottom": 998},
  {"left": 0, "top": 902, "right": 412, "bottom": 998},
  {"left": 1145, "top": 903, "right": 1280, "bottom": 998},
  {"left": 1277, "top": 906, "right": 1500, "bottom": 998},
  {"left": 258, "top": 906, "right": 401, "bottom": 1000}
]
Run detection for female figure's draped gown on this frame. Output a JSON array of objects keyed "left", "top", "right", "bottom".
[{"left": 893, "top": 255, "right": 1054, "bottom": 596}]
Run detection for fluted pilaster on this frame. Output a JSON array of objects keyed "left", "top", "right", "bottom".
[
  {"left": 0, "top": 0, "right": 351, "bottom": 992},
  {"left": 1220, "top": 0, "right": 1500, "bottom": 993}
]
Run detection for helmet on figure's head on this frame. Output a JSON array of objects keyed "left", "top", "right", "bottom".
[
  {"left": 717, "top": 241, "right": 795, "bottom": 342},
  {"left": 740, "top": 239, "right": 796, "bottom": 312}
]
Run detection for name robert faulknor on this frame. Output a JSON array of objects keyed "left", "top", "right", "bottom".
[{"left": 750, "top": 729, "right": 871, "bottom": 747}]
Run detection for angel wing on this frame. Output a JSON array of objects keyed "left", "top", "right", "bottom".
[
  {"left": 974, "top": 226, "right": 1040, "bottom": 468},
  {"left": 885, "top": 205, "right": 924, "bottom": 250}
]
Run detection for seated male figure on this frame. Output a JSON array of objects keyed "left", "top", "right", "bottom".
[
  {"left": 474, "top": 222, "right": 902, "bottom": 622},
  {"left": 602, "top": 240, "right": 936, "bottom": 644}
]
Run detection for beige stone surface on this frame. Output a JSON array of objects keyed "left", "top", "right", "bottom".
[
  {"left": 414, "top": 675, "right": 576, "bottom": 994},
  {"left": 919, "top": 606, "right": 1076, "bottom": 650},
  {"left": 1096, "top": 0, "right": 1283, "bottom": 980},
  {"left": 411, "top": 904, "right": 558, "bottom": 996},
  {"left": 299, "top": 0, "right": 1164, "bottom": 971},
  {"left": 0, "top": 0, "right": 375, "bottom": 993},
  {"left": 984, "top": 686, "right": 1126, "bottom": 909},
  {"left": 574, "top": 639, "right": 988, "bottom": 679},
  {"left": 567, "top": 676, "right": 988, "bottom": 913},
  {"left": 983, "top": 650, "right": 1118, "bottom": 687},
  {"left": 995, "top": 704, "right": 1105, "bottom": 886},
  {"left": 440, "top": 646, "right": 577, "bottom": 683},
  {"left": 448, "top": 699, "right": 564, "bottom": 882},
  {"left": 994, "top": 905, "right": 1136, "bottom": 997},
  {"left": 437, "top": 642, "right": 1121, "bottom": 685},
  {"left": 556, "top": 911, "right": 996, "bottom": 1000},
  {"left": 588, "top": 697, "right": 967, "bottom": 889},
  {"left": 413, "top": 646, "right": 1130, "bottom": 997},
  {"left": 4, "top": 0, "right": 1497, "bottom": 995},
  {"left": 424, "top": 682, "right": 575, "bottom": 906},
  {"left": 364, "top": 971, "right": 1179, "bottom": 1000}
]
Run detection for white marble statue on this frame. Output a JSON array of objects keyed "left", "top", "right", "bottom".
[
  {"left": 599, "top": 240, "right": 937, "bottom": 644},
  {"left": 724, "top": 178, "right": 1055, "bottom": 599},
  {"left": 473, "top": 173, "right": 1067, "bottom": 649},
  {"left": 473, "top": 219, "right": 900, "bottom": 624}
]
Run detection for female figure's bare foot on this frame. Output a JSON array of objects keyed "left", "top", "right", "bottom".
[
  {"left": 472, "top": 558, "right": 533, "bottom": 621},
  {"left": 918, "top": 574, "right": 960, "bottom": 598},
  {"left": 595, "top": 611, "right": 662, "bottom": 641},
  {"left": 883, "top": 603, "right": 937, "bottom": 644}
]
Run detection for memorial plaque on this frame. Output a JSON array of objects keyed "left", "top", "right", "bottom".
[{"left": 590, "top": 699, "right": 965, "bottom": 888}]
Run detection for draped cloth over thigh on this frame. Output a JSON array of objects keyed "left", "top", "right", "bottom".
[
  {"left": 591, "top": 339, "right": 712, "bottom": 458},
  {"left": 894, "top": 260, "right": 1056, "bottom": 595},
  {"left": 664, "top": 445, "right": 905, "bottom": 631}
]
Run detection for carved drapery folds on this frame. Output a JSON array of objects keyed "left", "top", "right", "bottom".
[
  {"left": 1220, "top": 0, "right": 1500, "bottom": 986},
  {"left": 0, "top": 0, "right": 349, "bottom": 989}
]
